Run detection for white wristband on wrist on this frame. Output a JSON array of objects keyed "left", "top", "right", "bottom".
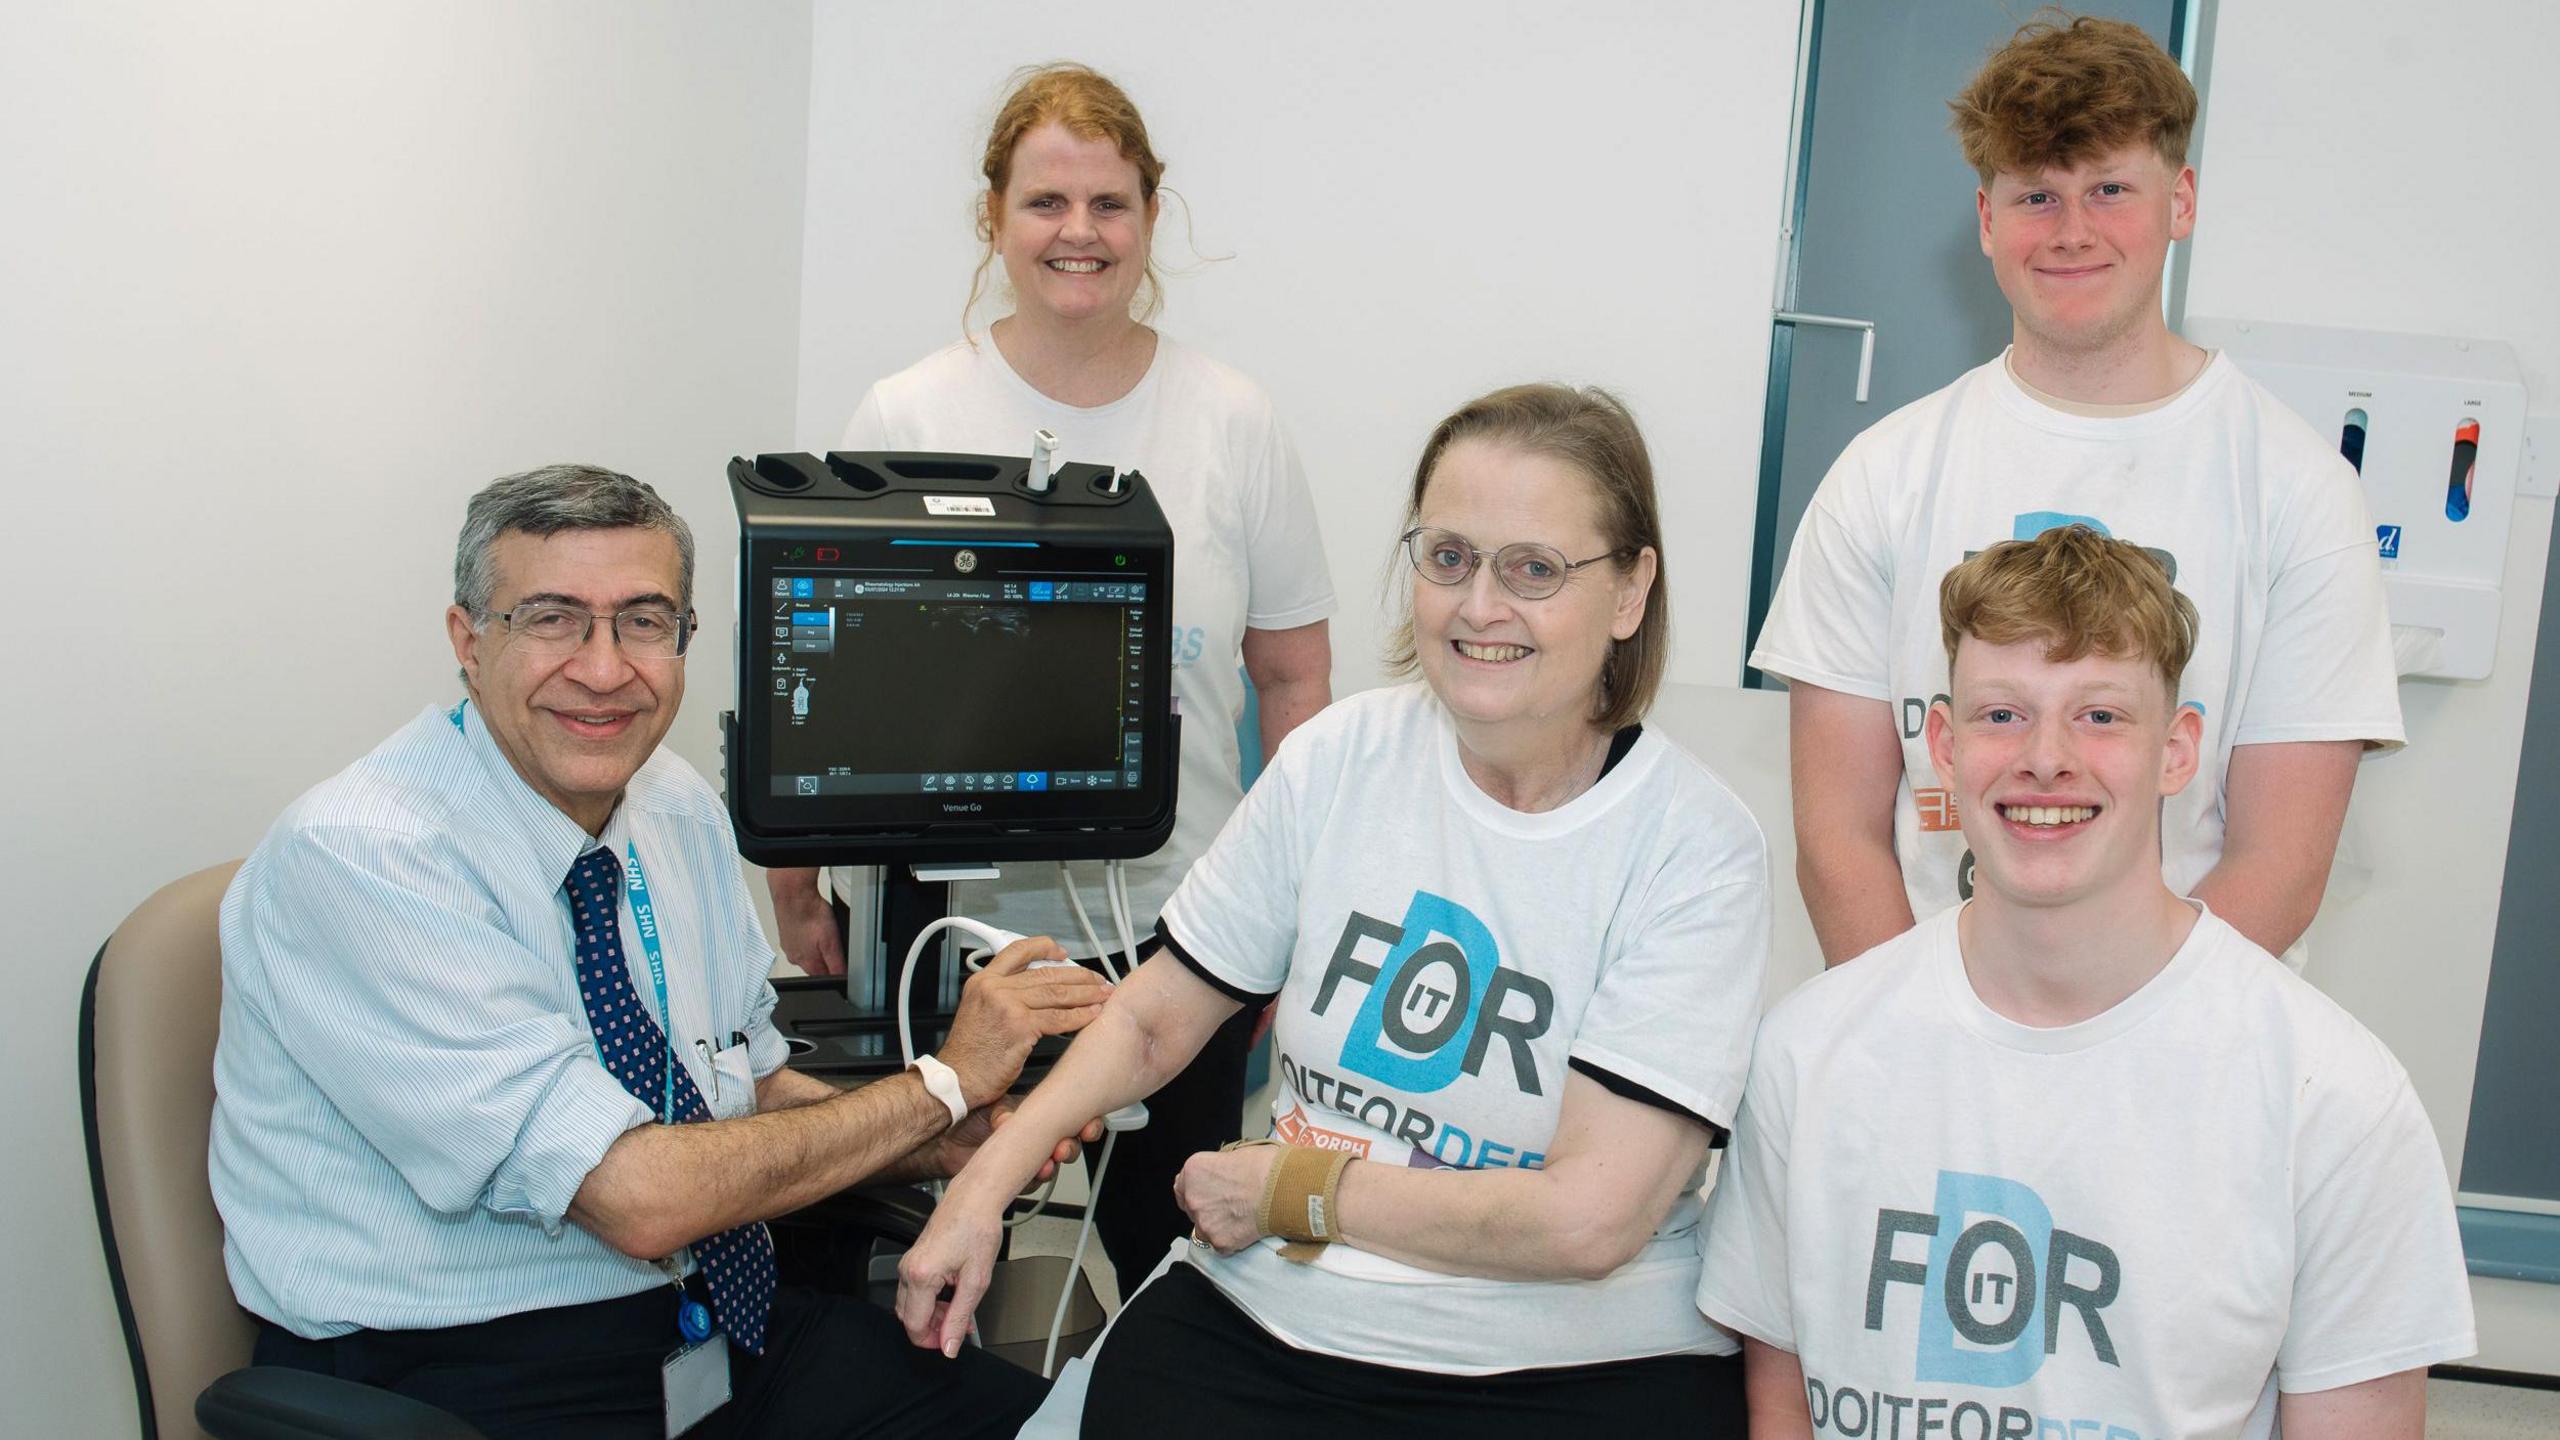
[{"left": 911, "top": 1054, "right": 968, "bottom": 1130}]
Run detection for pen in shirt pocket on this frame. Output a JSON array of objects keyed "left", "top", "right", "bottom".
[{"left": 693, "top": 1038, "right": 717, "bottom": 1104}]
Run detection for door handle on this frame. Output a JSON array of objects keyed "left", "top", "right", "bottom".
[{"left": 1773, "top": 310, "right": 1877, "bottom": 403}]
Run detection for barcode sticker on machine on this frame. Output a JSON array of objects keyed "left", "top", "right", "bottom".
[{"left": 923, "top": 495, "right": 996, "bottom": 517}]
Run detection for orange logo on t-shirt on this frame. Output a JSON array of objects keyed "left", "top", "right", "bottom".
[
  {"left": 1275, "top": 1105, "right": 1371, "bottom": 1157},
  {"left": 1915, "top": 788, "right": 1960, "bottom": 832}
]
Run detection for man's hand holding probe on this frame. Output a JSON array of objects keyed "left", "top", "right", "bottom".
[
  {"left": 927, "top": 936, "right": 1111, "bottom": 1183},
  {"left": 893, "top": 936, "right": 1126, "bottom": 1352}
]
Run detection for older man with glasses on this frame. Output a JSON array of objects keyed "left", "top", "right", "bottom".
[{"left": 210, "top": 464, "right": 1107, "bottom": 1438}]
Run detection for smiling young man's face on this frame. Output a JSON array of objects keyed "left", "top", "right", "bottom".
[
  {"left": 1978, "top": 140, "right": 2195, "bottom": 358},
  {"left": 1926, "top": 634, "right": 2201, "bottom": 915},
  {"left": 446, "top": 527, "right": 687, "bottom": 834}
]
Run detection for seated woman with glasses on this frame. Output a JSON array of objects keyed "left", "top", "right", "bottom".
[{"left": 893, "top": 383, "right": 1768, "bottom": 1438}]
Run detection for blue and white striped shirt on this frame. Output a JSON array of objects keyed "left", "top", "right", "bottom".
[{"left": 211, "top": 699, "right": 788, "bottom": 1337}]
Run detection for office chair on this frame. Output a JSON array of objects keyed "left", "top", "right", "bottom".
[{"left": 80, "top": 861, "right": 481, "bottom": 1439}]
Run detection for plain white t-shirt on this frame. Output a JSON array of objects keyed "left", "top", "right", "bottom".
[
  {"left": 1160, "top": 682, "right": 1771, "bottom": 1373},
  {"left": 1696, "top": 904, "right": 2475, "bottom": 1438},
  {"left": 826, "top": 333, "right": 1335, "bottom": 953},
  {"left": 1750, "top": 352, "right": 2403, "bottom": 945}
]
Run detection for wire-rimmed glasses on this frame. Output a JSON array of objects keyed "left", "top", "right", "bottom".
[{"left": 1400, "top": 526, "right": 1630, "bottom": 601}]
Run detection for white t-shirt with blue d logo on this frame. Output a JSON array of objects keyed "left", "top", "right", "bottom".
[
  {"left": 1696, "top": 906, "right": 2476, "bottom": 1437},
  {"left": 1158, "top": 682, "right": 1771, "bottom": 1374}
]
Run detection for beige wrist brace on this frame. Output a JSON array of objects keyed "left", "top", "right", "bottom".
[{"left": 1227, "top": 1138, "right": 1355, "bottom": 1264}]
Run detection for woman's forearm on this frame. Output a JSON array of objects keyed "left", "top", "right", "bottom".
[
  {"left": 944, "top": 955, "right": 1237, "bottom": 1208},
  {"left": 1333, "top": 1156, "right": 1646, "bottom": 1282},
  {"left": 1329, "top": 1076, "right": 1711, "bottom": 1282},
  {"left": 943, "top": 1004, "right": 1155, "bottom": 1206}
]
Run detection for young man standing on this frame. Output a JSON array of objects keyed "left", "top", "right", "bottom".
[
  {"left": 1753, "top": 15, "right": 2401, "bottom": 965},
  {"left": 1698, "top": 527, "right": 2472, "bottom": 1439}
]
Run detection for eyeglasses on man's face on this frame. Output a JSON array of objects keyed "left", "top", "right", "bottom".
[
  {"left": 1401, "top": 526, "right": 1630, "bottom": 602},
  {"left": 486, "top": 603, "right": 696, "bottom": 658}
]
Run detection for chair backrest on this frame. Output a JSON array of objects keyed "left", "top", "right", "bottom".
[{"left": 81, "top": 861, "right": 249, "bottom": 1440}]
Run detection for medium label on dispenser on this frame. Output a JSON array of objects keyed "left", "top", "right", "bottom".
[{"left": 923, "top": 495, "right": 995, "bottom": 517}]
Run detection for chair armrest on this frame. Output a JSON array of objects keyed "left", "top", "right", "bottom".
[{"left": 197, "top": 1365, "right": 487, "bottom": 1439}]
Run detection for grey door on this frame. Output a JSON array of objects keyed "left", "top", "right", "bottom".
[
  {"left": 2460, "top": 506, "right": 2560, "bottom": 1219},
  {"left": 1745, "top": 0, "right": 2188, "bottom": 686}
]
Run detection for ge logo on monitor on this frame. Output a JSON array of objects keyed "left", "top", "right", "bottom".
[{"left": 953, "top": 549, "right": 978, "bottom": 574}]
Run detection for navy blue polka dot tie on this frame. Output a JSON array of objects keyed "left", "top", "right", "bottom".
[{"left": 564, "top": 847, "right": 775, "bottom": 1355}]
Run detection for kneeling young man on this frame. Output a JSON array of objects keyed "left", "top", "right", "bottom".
[{"left": 1698, "top": 527, "right": 2472, "bottom": 1438}]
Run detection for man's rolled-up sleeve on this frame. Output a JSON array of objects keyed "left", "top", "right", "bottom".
[
  {"left": 709, "top": 850, "right": 792, "bottom": 1083},
  {"left": 242, "top": 827, "right": 652, "bottom": 1231}
]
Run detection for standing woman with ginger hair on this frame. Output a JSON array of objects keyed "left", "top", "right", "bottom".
[{"left": 766, "top": 63, "right": 1337, "bottom": 1295}]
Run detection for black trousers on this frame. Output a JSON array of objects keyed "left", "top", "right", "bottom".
[
  {"left": 1085, "top": 974, "right": 1260, "bottom": 1295},
  {"left": 1082, "top": 1264, "right": 1748, "bottom": 1439},
  {"left": 253, "top": 1283, "right": 1045, "bottom": 1440}
]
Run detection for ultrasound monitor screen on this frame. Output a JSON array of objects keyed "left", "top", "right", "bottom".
[{"left": 764, "top": 572, "right": 1147, "bottom": 799}]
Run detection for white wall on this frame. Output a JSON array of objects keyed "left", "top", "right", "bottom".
[
  {"left": 0, "top": 4, "right": 814, "bottom": 1433},
  {"left": 12, "top": 3, "right": 2555, "bottom": 1431},
  {"left": 794, "top": 0, "right": 1803, "bottom": 697},
  {"left": 2184, "top": 0, "right": 2560, "bottom": 1372}
]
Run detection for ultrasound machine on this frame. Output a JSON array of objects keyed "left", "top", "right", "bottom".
[
  {"left": 722, "top": 441, "right": 1177, "bottom": 1372},
  {"left": 721, "top": 442, "right": 1179, "bottom": 1074}
]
